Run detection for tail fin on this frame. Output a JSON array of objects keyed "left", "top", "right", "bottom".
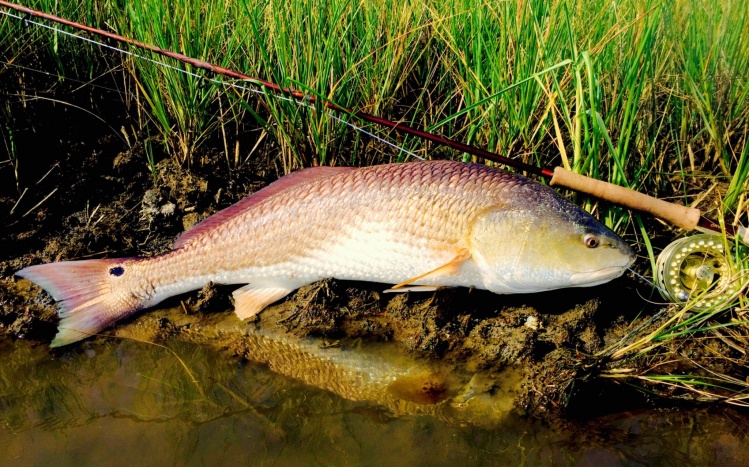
[{"left": 16, "top": 259, "right": 138, "bottom": 347}]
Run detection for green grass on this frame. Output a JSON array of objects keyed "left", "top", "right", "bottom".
[{"left": 1, "top": 0, "right": 746, "bottom": 227}]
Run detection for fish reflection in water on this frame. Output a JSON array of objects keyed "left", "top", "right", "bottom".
[
  {"left": 235, "top": 329, "right": 518, "bottom": 425},
  {"left": 0, "top": 324, "right": 515, "bottom": 432}
]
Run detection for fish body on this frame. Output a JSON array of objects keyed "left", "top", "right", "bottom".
[{"left": 17, "top": 161, "right": 635, "bottom": 346}]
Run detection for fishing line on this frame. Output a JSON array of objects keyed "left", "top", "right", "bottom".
[
  {"left": 627, "top": 267, "right": 670, "bottom": 301},
  {"left": 0, "top": 9, "right": 421, "bottom": 160}
]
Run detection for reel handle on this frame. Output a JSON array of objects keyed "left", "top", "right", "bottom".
[{"left": 550, "top": 167, "right": 701, "bottom": 231}]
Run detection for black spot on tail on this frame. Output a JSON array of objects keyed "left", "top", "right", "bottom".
[{"left": 109, "top": 266, "right": 125, "bottom": 276}]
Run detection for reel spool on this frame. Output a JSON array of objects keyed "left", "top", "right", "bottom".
[{"left": 655, "top": 234, "right": 747, "bottom": 310}]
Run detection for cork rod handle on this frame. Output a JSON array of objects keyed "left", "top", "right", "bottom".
[{"left": 549, "top": 167, "right": 701, "bottom": 231}]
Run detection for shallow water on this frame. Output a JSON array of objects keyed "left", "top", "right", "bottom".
[{"left": 0, "top": 334, "right": 748, "bottom": 466}]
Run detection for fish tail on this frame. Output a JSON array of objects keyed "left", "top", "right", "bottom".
[{"left": 17, "top": 258, "right": 141, "bottom": 347}]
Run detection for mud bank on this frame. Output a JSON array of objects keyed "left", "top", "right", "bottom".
[{"left": 0, "top": 139, "right": 669, "bottom": 421}]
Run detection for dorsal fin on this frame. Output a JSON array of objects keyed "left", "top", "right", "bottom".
[{"left": 173, "top": 166, "right": 355, "bottom": 249}]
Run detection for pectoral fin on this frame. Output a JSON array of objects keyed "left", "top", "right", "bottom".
[
  {"left": 232, "top": 284, "right": 293, "bottom": 320},
  {"left": 389, "top": 248, "right": 471, "bottom": 291}
]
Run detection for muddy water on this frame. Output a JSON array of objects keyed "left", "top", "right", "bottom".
[{"left": 1, "top": 323, "right": 747, "bottom": 466}]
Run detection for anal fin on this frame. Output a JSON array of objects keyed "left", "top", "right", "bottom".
[
  {"left": 232, "top": 284, "right": 293, "bottom": 320},
  {"left": 389, "top": 248, "right": 471, "bottom": 291}
]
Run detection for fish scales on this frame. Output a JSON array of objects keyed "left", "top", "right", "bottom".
[
  {"left": 16, "top": 161, "right": 635, "bottom": 346},
  {"left": 167, "top": 162, "right": 510, "bottom": 285}
]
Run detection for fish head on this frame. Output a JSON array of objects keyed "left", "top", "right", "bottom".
[{"left": 470, "top": 187, "right": 636, "bottom": 293}]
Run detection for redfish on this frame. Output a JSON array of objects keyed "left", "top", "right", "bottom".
[{"left": 17, "top": 161, "right": 635, "bottom": 346}]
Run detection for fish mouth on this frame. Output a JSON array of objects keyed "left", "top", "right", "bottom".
[{"left": 570, "top": 265, "right": 629, "bottom": 287}]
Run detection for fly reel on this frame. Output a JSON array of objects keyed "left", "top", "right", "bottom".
[{"left": 655, "top": 234, "right": 747, "bottom": 310}]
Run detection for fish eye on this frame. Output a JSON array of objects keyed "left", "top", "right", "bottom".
[{"left": 584, "top": 234, "right": 600, "bottom": 249}]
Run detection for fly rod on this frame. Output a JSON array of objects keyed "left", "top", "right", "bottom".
[{"left": 0, "top": 0, "right": 738, "bottom": 238}]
